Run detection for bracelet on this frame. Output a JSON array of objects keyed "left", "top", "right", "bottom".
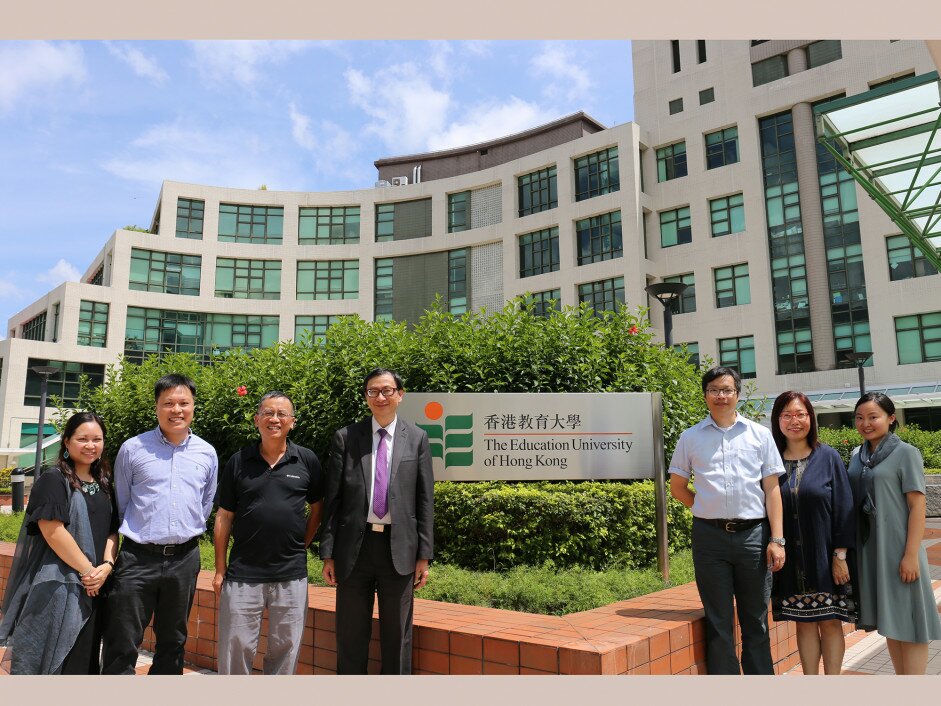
[
  {"left": 79, "top": 566, "right": 95, "bottom": 578},
  {"left": 104, "top": 560, "right": 115, "bottom": 569}
]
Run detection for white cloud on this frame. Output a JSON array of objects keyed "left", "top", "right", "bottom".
[
  {"left": 105, "top": 42, "right": 168, "bottom": 84},
  {"left": 101, "top": 120, "right": 289, "bottom": 190},
  {"left": 428, "top": 41, "right": 454, "bottom": 79},
  {"left": 0, "top": 41, "right": 86, "bottom": 113},
  {"left": 190, "top": 41, "right": 311, "bottom": 87},
  {"left": 530, "top": 43, "right": 593, "bottom": 103},
  {"left": 38, "top": 259, "right": 81, "bottom": 286},
  {"left": 427, "top": 98, "right": 556, "bottom": 151},
  {"left": 345, "top": 64, "right": 451, "bottom": 153},
  {"left": 289, "top": 103, "right": 366, "bottom": 183}
]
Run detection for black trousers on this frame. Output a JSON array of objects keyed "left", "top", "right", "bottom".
[
  {"left": 335, "top": 530, "right": 415, "bottom": 674},
  {"left": 100, "top": 541, "right": 201, "bottom": 675}
]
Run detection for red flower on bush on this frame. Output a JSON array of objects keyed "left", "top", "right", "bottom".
[
  {"left": 628, "top": 325, "right": 639, "bottom": 336},
  {"left": 236, "top": 385, "right": 248, "bottom": 397}
]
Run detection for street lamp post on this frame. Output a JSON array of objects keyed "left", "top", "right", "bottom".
[
  {"left": 644, "top": 282, "right": 690, "bottom": 349},
  {"left": 842, "top": 351, "right": 872, "bottom": 398},
  {"left": 30, "top": 365, "right": 60, "bottom": 479},
  {"left": 644, "top": 282, "right": 690, "bottom": 583}
]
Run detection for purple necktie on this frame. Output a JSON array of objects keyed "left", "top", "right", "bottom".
[{"left": 373, "top": 429, "right": 389, "bottom": 518}]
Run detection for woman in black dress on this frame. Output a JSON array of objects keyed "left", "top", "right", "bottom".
[
  {"left": 0, "top": 412, "right": 118, "bottom": 674},
  {"left": 770, "top": 391, "right": 856, "bottom": 675}
]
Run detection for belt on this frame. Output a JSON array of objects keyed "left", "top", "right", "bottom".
[
  {"left": 367, "top": 523, "right": 390, "bottom": 533},
  {"left": 697, "top": 517, "right": 764, "bottom": 533},
  {"left": 123, "top": 536, "right": 199, "bottom": 556}
]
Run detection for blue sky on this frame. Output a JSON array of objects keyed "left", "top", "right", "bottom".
[{"left": 0, "top": 40, "right": 633, "bottom": 337}]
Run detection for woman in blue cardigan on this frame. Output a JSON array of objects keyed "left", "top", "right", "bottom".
[{"left": 770, "top": 391, "right": 856, "bottom": 675}]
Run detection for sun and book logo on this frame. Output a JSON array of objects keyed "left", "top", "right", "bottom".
[{"left": 416, "top": 401, "right": 473, "bottom": 468}]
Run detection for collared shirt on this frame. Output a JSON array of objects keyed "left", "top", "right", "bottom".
[
  {"left": 217, "top": 439, "right": 323, "bottom": 582},
  {"left": 669, "top": 414, "right": 784, "bottom": 520},
  {"left": 366, "top": 416, "right": 396, "bottom": 524},
  {"left": 114, "top": 427, "right": 218, "bottom": 544}
]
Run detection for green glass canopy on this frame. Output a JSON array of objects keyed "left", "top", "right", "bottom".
[{"left": 815, "top": 72, "right": 941, "bottom": 271}]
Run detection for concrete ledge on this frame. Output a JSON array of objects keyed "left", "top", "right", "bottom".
[
  {"left": 925, "top": 475, "right": 941, "bottom": 518},
  {"left": 0, "top": 541, "right": 805, "bottom": 675}
]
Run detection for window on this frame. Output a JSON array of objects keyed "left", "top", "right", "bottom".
[
  {"left": 807, "top": 40, "right": 842, "bottom": 69},
  {"left": 574, "top": 147, "right": 620, "bottom": 201},
  {"left": 295, "top": 315, "right": 345, "bottom": 344},
  {"left": 718, "top": 336, "right": 756, "bottom": 379},
  {"left": 22, "top": 312, "right": 46, "bottom": 341},
  {"left": 374, "top": 259, "right": 394, "bottom": 321},
  {"left": 519, "top": 227, "right": 560, "bottom": 278},
  {"left": 578, "top": 276, "right": 624, "bottom": 315},
  {"left": 660, "top": 207, "right": 691, "bottom": 248},
  {"left": 710, "top": 193, "right": 745, "bottom": 236},
  {"left": 576, "top": 211, "right": 623, "bottom": 265},
  {"left": 218, "top": 204, "right": 283, "bottom": 244},
  {"left": 663, "top": 274, "right": 695, "bottom": 314},
  {"left": 518, "top": 166, "right": 557, "bottom": 217},
  {"left": 777, "top": 327, "right": 815, "bottom": 374},
  {"left": 671, "top": 40, "right": 680, "bottom": 73},
  {"left": 887, "top": 235, "right": 939, "bottom": 280},
  {"left": 448, "top": 192, "right": 469, "bottom": 233},
  {"left": 88, "top": 265, "right": 104, "bottom": 286},
  {"left": 705, "top": 127, "right": 739, "bottom": 170},
  {"left": 834, "top": 321, "right": 872, "bottom": 366},
  {"left": 129, "top": 248, "right": 201, "bottom": 296},
  {"left": 296, "top": 260, "right": 359, "bottom": 300},
  {"left": 673, "top": 342, "right": 700, "bottom": 367},
  {"left": 714, "top": 263, "right": 751, "bottom": 308},
  {"left": 752, "top": 55, "right": 788, "bottom": 86},
  {"left": 448, "top": 249, "right": 468, "bottom": 315},
  {"left": 298, "top": 206, "right": 360, "bottom": 244},
  {"left": 895, "top": 312, "right": 941, "bottom": 364},
  {"left": 870, "top": 72, "right": 916, "bottom": 90},
  {"left": 24, "top": 359, "right": 105, "bottom": 407},
  {"left": 375, "top": 199, "right": 432, "bottom": 241},
  {"left": 51, "top": 303, "right": 59, "bottom": 343},
  {"left": 176, "top": 198, "right": 204, "bottom": 240},
  {"left": 772, "top": 255, "right": 809, "bottom": 315},
  {"left": 750, "top": 40, "right": 769, "bottom": 46},
  {"left": 215, "top": 258, "right": 281, "bottom": 300},
  {"left": 656, "top": 142, "right": 687, "bottom": 182},
  {"left": 124, "top": 307, "right": 278, "bottom": 364},
  {"left": 669, "top": 98, "right": 684, "bottom": 115},
  {"left": 523, "top": 290, "right": 561, "bottom": 318},
  {"left": 77, "top": 301, "right": 109, "bottom": 347},
  {"left": 699, "top": 87, "right": 715, "bottom": 105},
  {"left": 697, "top": 40, "right": 706, "bottom": 64}
]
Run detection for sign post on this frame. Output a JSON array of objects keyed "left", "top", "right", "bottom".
[{"left": 400, "top": 392, "right": 670, "bottom": 581}]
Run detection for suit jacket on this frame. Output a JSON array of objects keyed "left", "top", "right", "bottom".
[{"left": 320, "top": 417, "right": 434, "bottom": 581}]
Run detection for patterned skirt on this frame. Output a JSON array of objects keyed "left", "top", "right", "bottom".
[{"left": 775, "top": 585, "right": 858, "bottom": 623}]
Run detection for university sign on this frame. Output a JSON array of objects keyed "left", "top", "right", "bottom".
[{"left": 400, "top": 393, "right": 661, "bottom": 481}]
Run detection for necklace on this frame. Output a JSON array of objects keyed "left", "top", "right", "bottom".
[{"left": 80, "top": 479, "right": 100, "bottom": 496}]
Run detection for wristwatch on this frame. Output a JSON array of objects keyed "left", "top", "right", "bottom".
[
  {"left": 832, "top": 550, "right": 847, "bottom": 561},
  {"left": 768, "top": 537, "right": 786, "bottom": 546}
]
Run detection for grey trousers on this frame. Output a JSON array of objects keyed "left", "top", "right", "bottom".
[
  {"left": 692, "top": 517, "right": 774, "bottom": 675},
  {"left": 216, "top": 578, "right": 308, "bottom": 675}
]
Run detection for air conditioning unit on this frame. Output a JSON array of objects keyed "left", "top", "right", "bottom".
[
  {"left": 375, "top": 180, "right": 391, "bottom": 188},
  {"left": 390, "top": 176, "right": 409, "bottom": 186}
]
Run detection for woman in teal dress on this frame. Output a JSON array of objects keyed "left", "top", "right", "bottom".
[{"left": 847, "top": 392, "right": 941, "bottom": 675}]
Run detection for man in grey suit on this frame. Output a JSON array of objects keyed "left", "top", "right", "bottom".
[{"left": 320, "top": 368, "right": 434, "bottom": 674}]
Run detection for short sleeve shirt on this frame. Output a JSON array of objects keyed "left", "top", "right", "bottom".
[
  {"left": 217, "top": 440, "right": 324, "bottom": 582},
  {"left": 669, "top": 414, "right": 785, "bottom": 520}
]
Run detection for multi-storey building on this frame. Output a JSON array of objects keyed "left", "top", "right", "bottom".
[{"left": 1, "top": 40, "right": 939, "bottom": 467}]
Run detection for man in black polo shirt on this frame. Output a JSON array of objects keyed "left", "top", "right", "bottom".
[{"left": 213, "top": 391, "right": 323, "bottom": 674}]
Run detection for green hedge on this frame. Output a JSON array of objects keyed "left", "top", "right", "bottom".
[
  {"left": 817, "top": 426, "right": 941, "bottom": 468},
  {"left": 434, "top": 480, "right": 692, "bottom": 571}
]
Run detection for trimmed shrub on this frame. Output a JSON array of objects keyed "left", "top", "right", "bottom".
[
  {"left": 818, "top": 426, "right": 941, "bottom": 468},
  {"left": 433, "top": 480, "right": 692, "bottom": 571}
]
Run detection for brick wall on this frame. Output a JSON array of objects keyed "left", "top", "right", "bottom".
[{"left": 1, "top": 541, "right": 819, "bottom": 675}]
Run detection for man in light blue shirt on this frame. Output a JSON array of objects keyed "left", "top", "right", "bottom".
[
  {"left": 669, "top": 367, "right": 785, "bottom": 674},
  {"left": 101, "top": 373, "right": 218, "bottom": 674}
]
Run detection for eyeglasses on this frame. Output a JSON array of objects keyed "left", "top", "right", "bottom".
[
  {"left": 780, "top": 412, "right": 809, "bottom": 422},
  {"left": 366, "top": 387, "right": 399, "bottom": 399},
  {"left": 258, "top": 410, "right": 295, "bottom": 420},
  {"left": 705, "top": 388, "right": 737, "bottom": 397}
]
